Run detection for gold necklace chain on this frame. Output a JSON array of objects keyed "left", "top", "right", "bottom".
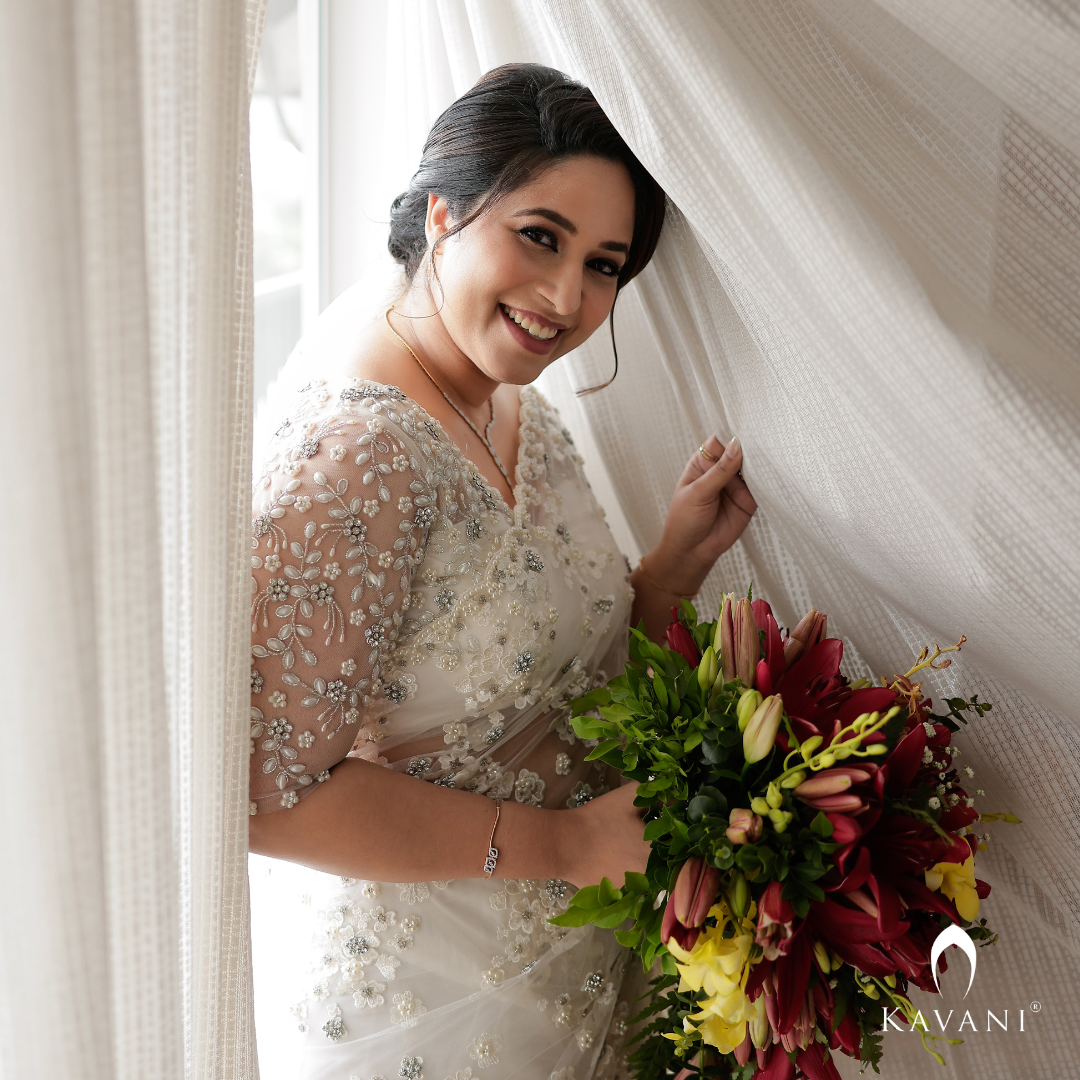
[{"left": 384, "top": 307, "right": 512, "bottom": 489}]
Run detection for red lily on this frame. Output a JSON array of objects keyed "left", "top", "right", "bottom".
[
  {"left": 751, "top": 599, "right": 786, "bottom": 695},
  {"left": 663, "top": 611, "right": 700, "bottom": 667},
  {"left": 747, "top": 910, "right": 836, "bottom": 1039},
  {"left": 829, "top": 1009, "right": 862, "bottom": 1058},
  {"left": 797, "top": 1041, "right": 842, "bottom": 1080},
  {"left": 756, "top": 881, "right": 797, "bottom": 960},
  {"left": 755, "top": 1045, "right": 796, "bottom": 1079}
]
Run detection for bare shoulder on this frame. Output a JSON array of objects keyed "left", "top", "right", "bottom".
[{"left": 315, "top": 316, "right": 419, "bottom": 395}]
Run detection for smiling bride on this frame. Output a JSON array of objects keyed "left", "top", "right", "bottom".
[{"left": 248, "top": 63, "right": 756, "bottom": 1080}]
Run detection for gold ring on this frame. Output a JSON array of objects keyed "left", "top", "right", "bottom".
[{"left": 698, "top": 443, "right": 719, "bottom": 462}]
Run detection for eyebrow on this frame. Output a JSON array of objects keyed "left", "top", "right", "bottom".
[{"left": 513, "top": 207, "right": 630, "bottom": 255}]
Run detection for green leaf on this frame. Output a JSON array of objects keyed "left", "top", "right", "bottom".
[
  {"left": 683, "top": 730, "right": 703, "bottom": 752},
  {"left": 598, "top": 877, "right": 622, "bottom": 906},
  {"left": 639, "top": 636, "right": 667, "bottom": 663},
  {"left": 660, "top": 950, "right": 678, "bottom": 976},
  {"left": 697, "top": 785, "right": 728, "bottom": 816},
  {"left": 614, "top": 926, "right": 643, "bottom": 948},
  {"left": 599, "top": 703, "right": 636, "bottom": 725},
  {"left": 569, "top": 885, "right": 601, "bottom": 910},
  {"left": 623, "top": 871, "right": 651, "bottom": 894},
  {"left": 571, "top": 715, "right": 614, "bottom": 740},
  {"left": 643, "top": 818, "right": 671, "bottom": 842},
  {"left": 810, "top": 812, "right": 834, "bottom": 838},
  {"left": 593, "top": 898, "right": 639, "bottom": 927},
  {"left": 711, "top": 768, "right": 743, "bottom": 782},
  {"left": 570, "top": 687, "right": 611, "bottom": 716},
  {"left": 735, "top": 844, "right": 775, "bottom": 881},
  {"left": 652, "top": 676, "right": 669, "bottom": 710},
  {"left": 548, "top": 907, "right": 599, "bottom": 928},
  {"left": 585, "top": 738, "right": 622, "bottom": 761}
]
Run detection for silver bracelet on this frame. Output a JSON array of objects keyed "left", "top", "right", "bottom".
[{"left": 483, "top": 801, "right": 502, "bottom": 878}]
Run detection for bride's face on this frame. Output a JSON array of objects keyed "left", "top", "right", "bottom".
[{"left": 422, "top": 154, "right": 637, "bottom": 385}]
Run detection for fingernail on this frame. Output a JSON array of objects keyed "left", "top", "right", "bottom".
[{"left": 724, "top": 436, "right": 741, "bottom": 458}]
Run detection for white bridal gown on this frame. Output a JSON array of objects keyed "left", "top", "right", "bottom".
[{"left": 250, "top": 378, "right": 641, "bottom": 1080}]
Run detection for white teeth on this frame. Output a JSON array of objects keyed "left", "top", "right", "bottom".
[{"left": 504, "top": 305, "right": 559, "bottom": 340}]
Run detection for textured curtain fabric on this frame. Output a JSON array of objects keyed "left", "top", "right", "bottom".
[
  {"left": 0, "top": 1, "right": 264, "bottom": 1078},
  {"left": 291, "top": 2, "right": 1080, "bottom": 1077}
]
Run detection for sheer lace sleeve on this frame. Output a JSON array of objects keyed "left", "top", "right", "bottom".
[{"left": 248, "top": 387, "right": 436, "bottom": 814}]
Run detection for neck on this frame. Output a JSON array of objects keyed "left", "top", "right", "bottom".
[{"left": 390, "top": 290, "right": 499, "bottom": 412}]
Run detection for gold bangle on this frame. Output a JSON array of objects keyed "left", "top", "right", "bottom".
[
  {"left": 698, "top": 443, "right": 719, "bottom": 462},
  {"left": 483, "top": 800, "right": 502, "bottom": 878},
  {"left": 636, "top": 557, "right": 698, "bottom": 600}
]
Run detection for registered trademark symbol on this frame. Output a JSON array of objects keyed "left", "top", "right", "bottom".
[{"left": 1030, "top": 1001, "right": 1042, "bottom": 1012}]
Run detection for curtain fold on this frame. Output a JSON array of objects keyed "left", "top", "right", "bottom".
[
  {"left": 302, "top": 1, "right": 1080, "bottom": 1076},
  {"left": 0, "top": 1, "right": 264, "bottom": 1078}
]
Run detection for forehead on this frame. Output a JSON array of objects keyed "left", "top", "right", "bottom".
[{"left": 503, "top": 156, "right": 636, "bottom": 241}]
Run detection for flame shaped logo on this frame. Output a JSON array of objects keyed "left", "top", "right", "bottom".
[{"left": 931, "top": 924, "right": 977, "bottom": 998}]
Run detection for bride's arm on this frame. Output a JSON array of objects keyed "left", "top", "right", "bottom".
[
  {"left": 249, "top": 758, "right": 648, "bottom": 888},
  {"left": 630, "top": 434, "right": 756, "bottom": 641}
]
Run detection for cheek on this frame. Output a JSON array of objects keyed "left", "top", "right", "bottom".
[
  {"left": 440, "top": 232, "right": 528, "bottom": 311},
  {"left": 578, "top": 281, "right": 618, "bottom": 337}
]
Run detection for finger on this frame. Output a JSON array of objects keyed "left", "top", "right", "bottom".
[
  {"left": 675, "top": 434, "right": 726, "bottom": 488},
  {"left": 721, "top": 476, "right": 757, "bottom": 519},
  {"left": 688, "top": 436, "right": 743, "bottom": 498}
]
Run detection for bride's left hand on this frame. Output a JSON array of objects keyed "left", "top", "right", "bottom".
[{"left": 647, "top": 435, "right": 757, "bottom": 595}]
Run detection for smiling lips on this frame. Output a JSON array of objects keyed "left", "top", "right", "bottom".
[{"left": 501, "top": 304, "right": 564, "bottom": 341}]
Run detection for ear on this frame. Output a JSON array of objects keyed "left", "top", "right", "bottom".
[{"left": 424, "top": 194, "right": 453, "bottom": 248}]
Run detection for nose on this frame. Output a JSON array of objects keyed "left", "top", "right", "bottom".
[{"left": 537, "top": 259, "right": 583, "bottom": 318}]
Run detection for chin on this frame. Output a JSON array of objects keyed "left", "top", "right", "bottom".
[{"left": 489, "top": 351, "right": 560, "bottom": 386}]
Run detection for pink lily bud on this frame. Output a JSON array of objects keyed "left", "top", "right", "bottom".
[
  {"left": 661, "top": 857, "right": 721, "bottom": 951},
  {"left": 797, "top": 792, "right": 867, "bottom": 812},
  {"left": 743, "top": 695, "right": 783, "bottom": 763},
  {"left": 794, "top": 768, "right": 859, "bottom": 799},
  {"left": 795, "top": 772, "right": 850, "bottom": 799},
  {"left": 783, "top": 608, "right": 828, "bottom": 666},
  {"left": 794, "top": 767, "right": 872, "bottom": 799},
  {"left": 726, "top": 807, "right": 764, "bottom": 845},
  {"left": 715, "top": 593, "right": 736, "bottom": 682},
  {"left": 734, "top": 1031, "right": 753, "bottom": 1066},
  {"left": 825, "top": 813, "right": 861, "bottom": 845},
  {"left": 734, "top": 597, "right": 760, "bottom": 686},
  {"left": 763, "top": 987, "right": 780, "bottom": 1039},
  {"left": 673, "top": 856, "right": 721, "bottom": 926},
  {"left": 756, "top": 881, "right": 796, "bottom": 960}
]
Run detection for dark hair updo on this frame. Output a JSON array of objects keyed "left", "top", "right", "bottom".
[{"left": 388, "top": 63, "right": 666, "bottom": 291}]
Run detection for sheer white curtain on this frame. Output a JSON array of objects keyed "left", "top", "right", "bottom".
[
  {"left": 0, "top": 1, "right": 264, "bottom": 1078},
  {"left": 304, "top": 1, "right": 1080, "bottom": 1076}
]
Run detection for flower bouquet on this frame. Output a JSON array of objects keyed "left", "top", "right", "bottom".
[{"left": 551, "top": 591, "right": 1016, "bottom": 1079}]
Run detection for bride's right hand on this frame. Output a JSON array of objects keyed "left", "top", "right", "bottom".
[{"left": 560, "top": 782, "right": 650, "bottom": 889}]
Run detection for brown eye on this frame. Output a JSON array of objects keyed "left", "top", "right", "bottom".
[
  {"left": 520, "top": 226, "right": 557, "bottom": 250},
  {"left": 588, "top": 258, "right": 620, "bottom": 278}
]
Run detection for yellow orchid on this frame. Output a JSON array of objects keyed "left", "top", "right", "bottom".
[
  {"left": 665, "top": 901, "right": 759, "bottom": 1053},
  {"left": 925, "top": 854, "right": 980, "bottom": 921}
]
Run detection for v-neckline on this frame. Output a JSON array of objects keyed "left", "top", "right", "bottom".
[{"left": 356, "top": 379, "right": 526, "bottom": 516}]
